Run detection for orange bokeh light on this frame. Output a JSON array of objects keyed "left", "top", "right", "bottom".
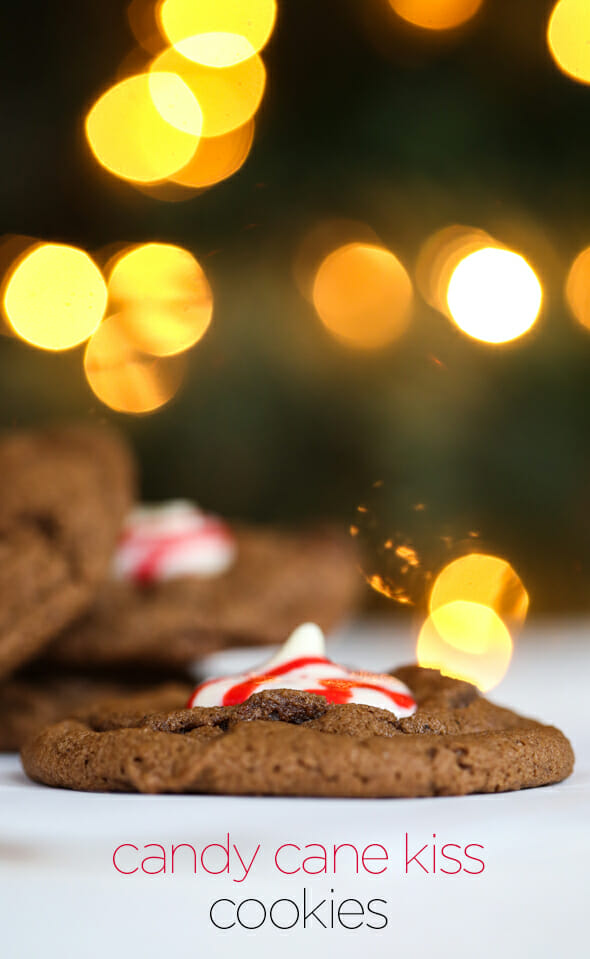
[
  {"left": 430, "top": 553, "right": 529, "bottom": 632},
  {"left": 84, "top": 313, "right": 186, "bottom": 414},
  {"left": 312, "top": 243, "right": 413, "bottom": 349},
  {"left": 170, "top": 119, "right": 254, "bottom": 189},
  {"left": 389, "top": 0, "right": 484, "bottom": 31},
  {"left": 565, "top": 245, "right": 590, "bottom": 331},
  {"left": 106, "top": 242, "right": 213, "bottom": 356},
  {"left": 548, "top": 0, "right": 590, "bottom": 85},
  {"left": 294, "top": 220, "right": 381, "bottom": 302}
]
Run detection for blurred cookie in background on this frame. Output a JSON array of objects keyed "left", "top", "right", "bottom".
[
  {"left": 43, "top": 502, "right": 364, "bottom": 669},
  {"left": 0, "top": 424, "right": 135, "bottom": 680}
]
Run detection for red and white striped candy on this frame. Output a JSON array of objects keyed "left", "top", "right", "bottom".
[
  {"left": 188, "top": 623, "right": 416, "bottom": 718},
  {"left": 113, "top": 501, "right": 236, "bottom": 585}
]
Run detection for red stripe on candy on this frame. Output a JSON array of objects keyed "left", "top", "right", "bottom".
[
  {"left": 220, "top": 657, "right": 332, "bottom": 706},
  {"left": 190, "top": 657, "right": 416, "bottom": 712},
  {"left": 120, "top": 522, "right": 233, "bottom": 584}
]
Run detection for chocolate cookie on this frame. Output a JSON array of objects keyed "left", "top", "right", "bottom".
[
  {"left": 43, "top": 526, "right": 362, "bottom": 669},
  {"left": 0, "top": 670, "right": 192, "bottom": 751},
  {"left": 21, "top": 666, "right": 574, "bottom": 796},
  {"left": 0, "top": 424, "right": 135, "bottom": 679}
]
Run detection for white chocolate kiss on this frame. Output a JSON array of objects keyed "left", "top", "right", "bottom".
[
  {"left": 188, "top": 623, "right": 417, "bottom": 718},
  {"left": 112, "top": 500, "right": 236, "bottom": 583}
]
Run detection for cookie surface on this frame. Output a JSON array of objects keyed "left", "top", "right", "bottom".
[
  {"left": 43, "top": 526, "right": 362, "bottom": 668},
  {"left": 0, "top": 425, "right": 135, "bottom": 679},
  {"left": 0, "top": 670, "right": 192, "bottom": 751},
  {"left": 21, "top": 666, "right": 574, "bottom": 796}
]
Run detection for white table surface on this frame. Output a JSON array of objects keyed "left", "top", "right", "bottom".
[{"left": 1, "top": 619, "right": 587, "bottom": 958}]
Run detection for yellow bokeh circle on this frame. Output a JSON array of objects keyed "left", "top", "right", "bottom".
[
  {"left": 106, "top": 242, "right": 213, "bottom": 357},
  {"left": 3, "top": 243, "right": 107, "bottom": 351},
  {"left": 548, "top": 0, "right": 590, "bottom": 85},
  {"left": 150, "top": 47, "right": 266, "bottom": 139},
  {"left": 159, "top": 0, "right": 277, "bottom": 66},
  {"left": 417, "top": 600, "right": 513, "bottom": 692},
  {"left": 430, "top": 553, "right": 529, "bottom": 632},
  {"left": 86, "top": 72, "right": 201, "bottom": 183}
]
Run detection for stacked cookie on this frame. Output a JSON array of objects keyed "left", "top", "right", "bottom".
[{"left": 0, "top": 425, "right": 362, "bottom": 751}]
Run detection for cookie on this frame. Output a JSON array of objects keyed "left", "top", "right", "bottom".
[
  {"left": 20, "top": 666, "right": 574, "bottom": 796},
  {"left": 0, "top": 424, "right": 135, "bottom": 680},
  {"left": 43, "top": 524, "right": 362, "bottom": 669},
  {"left": 0, "top": 669, "right": 192, "bottom": 751}
]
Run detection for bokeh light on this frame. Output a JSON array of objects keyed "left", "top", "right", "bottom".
[
  {"left": 106, "top": 242, "right": 213, "bottom": 356},
  {"left": 417, "top": 600, "right": 513, "bottom": 691},
  {"left": 430, "top": 553, "right": 529, "bottom": 632},
  {"left": 85, "top": 72, "right": 201, "bottom": 183},
  {"left": 294, "top": 220, "right": 381, "bottom": 302},
  {"left": 565, "top": 245, "right": 590, "bottom": 331},
  {"left": 312, "top": 243, "right": 413, "bottom": 349},
  {"left": 0, "top": 235, "right": 39, "bottom": 338},
  {"left": 151, "top": 47, "right": 266, "bottom": 138},
  {"left": 446, "top": 247, "right": 542, "bottom": 344},
  {"left": 3, "top": 243, "right": 107, "bottom": 351},
  {"left": 355, "top": 491, "right": 490, "bottom": 609},
  {"left": 159, "top": 0, "right": 277, "bottom": 66},
  {"left": 170, "top": 119, "right": 254, "bottom": 188},
  {"left": 389, "top": 0, "right": 483, "bottom": 31},
  {"left": 415, "top": 224, "right": 493, "bottom": 312},
  {"left": 548, "top": 0, "right": 590, "bottom": 85},
  {"left": 84, "top": 314, "right": 186, "bottom": 413}
]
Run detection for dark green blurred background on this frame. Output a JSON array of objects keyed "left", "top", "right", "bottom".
[{"left": 1, "top": 0, "right": 589, "bottom": 613}]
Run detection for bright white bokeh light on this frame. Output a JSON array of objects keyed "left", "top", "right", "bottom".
[{"left": 446, "top": 247, "right": 542, "bottom": 344}]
